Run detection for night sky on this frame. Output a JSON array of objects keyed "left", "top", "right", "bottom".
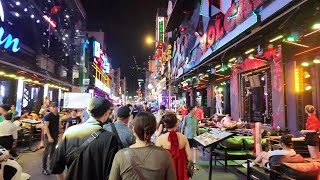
[{"left": 80, "top": 0, "right": 167, "bottom": 95}]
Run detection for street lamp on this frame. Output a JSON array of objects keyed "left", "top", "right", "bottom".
[{"left": 146, "top": 36, "right": 154, "bottom": 44}]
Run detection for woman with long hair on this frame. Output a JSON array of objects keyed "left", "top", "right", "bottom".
[
  {"left": 247, "top": 134, "right": 303, "bottom": 168},
  {"left": 157, "top": 113, "right": 192, "bottom": 180},
  {"left": 109, "top": 112, "right": 176, "bottom": 180},
  {"left": 302, "top": 105, "right": 320, "bottom": 159}
]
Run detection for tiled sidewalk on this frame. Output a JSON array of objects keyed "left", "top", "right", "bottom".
[{"left": 16, "top": 147, "right": 247, "bottom": 180}]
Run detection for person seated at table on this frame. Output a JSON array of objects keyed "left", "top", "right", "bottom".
[
  {"left": 0, "top": 113, "right": 18, "bottom": 156},
  {"left": 30, "top": 111, "right": 39, "bottom": 120},
  {"left": 236, "top": 118, "right": 245, "bottom": 128},
  {"left": 221, "top": 114, "right": 237, "bottom": 129},
  {"left": 245, "top": 134, "right": 304, "bottom": 168}
]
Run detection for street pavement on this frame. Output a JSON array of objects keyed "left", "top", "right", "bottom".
[{"left": 16, "top": 145, "right": 246, "bottom": 180}]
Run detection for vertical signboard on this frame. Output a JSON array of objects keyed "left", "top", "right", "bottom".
[{"left": 157, "top": 17, "right": 165, "bottom": 42}]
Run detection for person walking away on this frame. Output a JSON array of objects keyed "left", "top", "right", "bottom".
[
  {"left": 109, "top": 112, "right": 176, "bottom": 180},
  {"left": 104, "top": 106, "right": 135, "bottom": 148},
  {"left": 42, "top": 102, "right": 60, "bottom": 175},
  {"left": 65, "top": 109, "right": 81, "bottom": 129},
  {"left": 156, "top": 105, "right": 167, "bottom": 137},
  {"left": 157, "top": 113, "right": 192, "bottom": 180},
  {"left": 301, "top": 105, "right": 320, "bottom": 159},
  {"left": 0, "top": 113, "right": 18, "bottom": 156},
  {"left": 51, "top": 97, "right": 118, "bottom": 180},
  {"left": 181, "top": 105, "right": 188, "bottom": 119},
  {"left": 195, "top": 106, "right": 204, "bottom": 121},
  {"left": 82, "top": 107, "right": 90, "bottom": 122},
  {"left": 181, "top": 106, "right": 199, "bottom": 170}
]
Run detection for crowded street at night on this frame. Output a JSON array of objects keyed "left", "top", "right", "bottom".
[{"left": 1, "top": 0, "right": 320, "bottom": 180}]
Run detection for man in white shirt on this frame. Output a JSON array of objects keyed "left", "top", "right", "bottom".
[{"left": 0, "top": 112, "right": 18, "bottom": 152}]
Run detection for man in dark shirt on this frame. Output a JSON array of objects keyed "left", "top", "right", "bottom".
[
  {"left": 51, "top": 96, "right": 118, "bottom": 180},
  {"left": 65, "top": 109, "right": 81, "bottom": 129},
  {"left": 42, "top": 102, "right": 60, "bottom": 175}
]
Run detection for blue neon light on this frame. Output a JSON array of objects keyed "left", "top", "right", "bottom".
[
  {"left": 0, "top": 27, "right": 20, "bottom": 52},
  {"left": 0, "top": 0, "right": 21, "bottom": 53}
]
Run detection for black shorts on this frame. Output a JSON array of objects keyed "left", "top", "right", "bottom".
[
  {"left": 188, "top": 139, "right": 197, "bottom": 148},
  {"left": 305, "top": 132, "right": 319, "bottom": 146}
]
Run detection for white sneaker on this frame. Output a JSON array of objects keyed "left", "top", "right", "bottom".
[{"left": 242, "top": 162, "right": 254, "bottom": 168}]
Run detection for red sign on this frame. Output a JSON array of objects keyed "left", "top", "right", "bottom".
[
  {"left": 200, "top": 0, "right": 265, "bottom": 52},
  {"left": 43, "top": 15, "right": 57, "bottom": 29}
]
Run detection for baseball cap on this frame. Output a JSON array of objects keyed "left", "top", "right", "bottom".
[
  {"left": 88, "top": 96, "right": 109, "bottom": 111},
  {"left": 117, "top": 106, "right": 131, "bottom": 119}
]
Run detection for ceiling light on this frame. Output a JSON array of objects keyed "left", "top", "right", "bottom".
[
  {"left": 313, "top": 56, "right": 320, "bottom": 64},
  {"left": 16, "top": 2, "right": 21, "bottom": 6},
  {"left": 65, "top": 34, "right": 69, "bottom": 37},
  {"left": 301, "top": 62, "right": 309, "bottom": 67},
  {"left": 31, "top": 14, "right": 35, "bottom": 18},
  {"left": 36, "top": 20, "right": 40, "bottom": 23},
  {"left": 62, "top": 37, "right": 66, "bottom": 41},
  {"left": 286, "top": 35, "right": 298, "bottom": 42},
  {"left": 24, "top": 8, "right": 28, "bottom": 12},
  {"left": 8, "top": 74, "right": 16, "bottom": 78},
  {"left": 65, "top": 15, "right": 70, "bottom": 18},
  {"left": 269, "top": 35, "right": 283, "bottom": 42},
  {"left": 0, "top": 72, "right": 5, "bottom": 75},
  {"left": 248, "top": 54, "right": 254, "bottom": 59},
  {"left": 305, "top": 84, "right": 312, "bottom": 91},
  {"left": 228, "top": 57, "right": 236, "bottom": 62},
  {"left": 15, "top": 13, "right": 20, "bottom": 17},
  {"left": 304, "top": 72, "right": 311, "bottom": 78},
  {"left": 215, "top": 65, "right": 221, "bottom": 68},
  {"left": 245, "top": 48, "right": 255, "bottom": 54},
  {"left": 312, "top": 23, "right": 320, "bottom": 29}
]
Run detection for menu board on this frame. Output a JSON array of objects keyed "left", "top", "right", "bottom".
[
  {"left": 63, "top": 93, "right": 92, "bottom": 109},
  {"left": 194, "top": 129, "right": 233, "bottom": 147}
]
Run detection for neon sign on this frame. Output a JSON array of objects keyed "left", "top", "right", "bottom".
[
  {"left": 43, "top": 15, "right": 57, "bottom": 29},
  {"left": 200, "top": 0, "right": 264, "bottom": 52},
  {"left": 157, "top": 17, "right": 165, "bottom": 42},
  {"left": 0, "top": 0, "right": 20, "bottom": 52}
]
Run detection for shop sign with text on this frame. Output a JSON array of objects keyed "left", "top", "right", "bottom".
[
  {"left": 199, "top": 0, "right": 292, "bottom": 60},
  {"left": 0, "top": 0, "right": 20, "bottom": 52}
]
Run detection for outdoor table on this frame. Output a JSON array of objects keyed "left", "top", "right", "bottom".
[
  {"left": 194, "top": 128, "right": 234, "bottom": 180},
  {"left": 21, "top": 120, "right": 41, "bottom": 151}
]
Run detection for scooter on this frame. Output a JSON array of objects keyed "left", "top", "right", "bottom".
[{"left": 0, "top": 146, "right": 30, "bottom": 180}]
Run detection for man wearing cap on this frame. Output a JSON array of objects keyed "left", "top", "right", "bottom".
[
  {"left": 51, "top": 96, "right": 118, "bottom": 180},
  {"left": 104, "top": 106, "right": 135, "bottom": 148},
  {"left": 42, "top": 102, "right": 60, "bottom": 175}
]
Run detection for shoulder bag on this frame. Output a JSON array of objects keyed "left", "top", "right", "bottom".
[
  {"left": 110, "top": 123, "right": 125, "bottom": 149},
  {"left": 67, "top": 128, "right": 105, "bottom": 165}
]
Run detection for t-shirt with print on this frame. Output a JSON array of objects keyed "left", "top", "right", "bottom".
[{"left": 67, "top": 117, "right": 81, "bottom": 127}]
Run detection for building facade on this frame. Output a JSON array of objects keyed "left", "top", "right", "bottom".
[
  {"left": 0, "top": 0, "right": 86, "bottom": 114},
  {"left": 161, "top": 0, "right": 319, "bottom": 134}
]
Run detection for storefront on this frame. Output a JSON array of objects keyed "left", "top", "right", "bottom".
[
  {"left": 169, "top": 0, "right": 316, "bottom": 131},
  {"left": 0, "top": 0, "right": 78, "bottom": 114}
]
